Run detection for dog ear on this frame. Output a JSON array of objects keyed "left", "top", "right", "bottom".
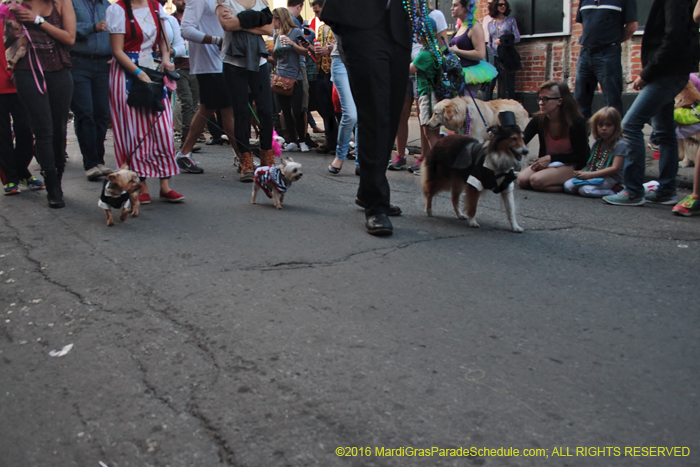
[
  {"left": 120, "top": 163, "right": 129, "bottom": 170},
  {"left": 106, "top": 173, "right": 117, "bottom": 182}
]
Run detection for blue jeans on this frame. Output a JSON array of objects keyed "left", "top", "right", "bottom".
[
  {"left": 71, "top": 56, "right": 111, "bottom": 170},
  {"left": 621, "top": 75, "right": 688, "bottom": 197},
  {"left": 331, "top": 57, "right": 358, "bottom": 164},
  {"left": 574, "top": 45, "right": 623, "bottom": 119}
]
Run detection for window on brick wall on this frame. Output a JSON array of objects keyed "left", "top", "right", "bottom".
[
  {"left": 636, "top": 0, "right": 652, "bottom": 29},
  {"left": 509, "top": 0, "right": 571, "bottom": 36}
]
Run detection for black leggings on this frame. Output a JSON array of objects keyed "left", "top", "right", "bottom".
[
  {"left": 14, "top": 68, "right": 73, "bottom": 172},
  {"left": 0, "top": 93, "right": 33, "bottom": 184},
  {"left": 274, "top": 80, "right": 305, "bottom": 143},
  {"left": 223, "top": 63, "right": 273, "bottom": 152}
]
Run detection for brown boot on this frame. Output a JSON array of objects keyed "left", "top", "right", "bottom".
[
  {"left": 239, "top": 152, "right": 255, "bottom": 182},
  {"left": 260, "top": 149, "right": 275, "bottom": 167}
]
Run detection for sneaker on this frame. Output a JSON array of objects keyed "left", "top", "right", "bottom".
[
  {"left": 160, "top": 189, "right": 185, "bottom": 202},
  {"left": 86, "top": 166, "right": 102, "bottom": 180},
  {"left": 176, "top": 152, "right": 204, "bottom": 174},
  {"left": 3, "top": 183, "right": 20, "bottom": 195},
  {"left": 672, "top": 195, "right": 700, "bottom": 216},
  {"left": 21, "top": 176, "right": 44, "bottom": 190},
  {"left": 644, "top": 191, "right": 678, "bottom": 205},
  {"left": 603, "top": 190, "right": 645, "bottom": 206},
  {"left": 97, "top": 164, "right": 113, "bottom": 175},
  {"left": 408, "top": 160, "right": 422, "bottom": 174},
  {"left": 387, "top": 157, "right": 407, "bottom": 171},
  {"left": 299, "top": 142, "right": 311, "bottom": 152},
  {"left": 283, "top": 142, "right": 299, "bottom": 152},
  {"left": 138, "top": 193, "right": 151, "bottom": 204}
]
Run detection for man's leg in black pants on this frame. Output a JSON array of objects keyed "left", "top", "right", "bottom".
[{"left": 339, "top": 21, "right": 409, "bottom": 234}]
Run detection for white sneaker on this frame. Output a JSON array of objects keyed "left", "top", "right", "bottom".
[
  {"left": 284, "top": 142, "right": 299, "bottom": 152},
  {"left": 299, "top": 142, "right": 310, "bottom": 152}
]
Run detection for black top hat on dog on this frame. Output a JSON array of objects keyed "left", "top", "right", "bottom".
[{"left": 499, "top": 111, "right": 518, "bottom": 128}]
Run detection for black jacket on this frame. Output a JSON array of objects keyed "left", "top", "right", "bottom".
[
  {"left": 640, "top": 0, "right": 700, "bottom": 83},
  {"left": 319, "top": 0, "right": 412, "bottom": 50},
  {"left": 523, "top": 115, "right": 590, "bottom": 170}
]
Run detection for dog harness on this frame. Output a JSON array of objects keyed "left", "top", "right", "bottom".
[
  {"left": 98, "top": 179, "right": 132, "bottom": 210},
  {"left": 453, "top": 142, "right": 517, "bottom": 194},
  {"left": 254, "top": 165, "right": 290, "bottom": 198}
]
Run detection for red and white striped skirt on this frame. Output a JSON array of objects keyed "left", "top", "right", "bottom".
[{"left": 109, "top": 61, "right": 179, "bottom": 178}]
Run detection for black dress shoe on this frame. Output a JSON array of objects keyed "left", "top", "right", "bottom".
[
  {"left": 366, "top": 214, "right": 393, "bottom": 236},
  {"left": 328, "top": 164, "right": 341, "bottom": 175},
  {"left": 355, "top": 167, "right": 361, "bottom": 176},
  {"left": 355, "top": 197, "right": 402, "bottom": 216},
  {"left": 206, "top": 137, "right": 225, "bottom": 146}
]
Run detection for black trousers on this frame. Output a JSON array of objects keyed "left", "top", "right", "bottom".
[
  {"left": 337, "top": 12, "right": 410, "bottom": 216},
  {"left": 0, "top": 93, "right": 33, "bottom": 185}
]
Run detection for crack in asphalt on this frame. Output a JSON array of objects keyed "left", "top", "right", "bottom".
[
  {"left": 0, "top": 214, "right": 238, "bottom": 466},
  {"left": 187, "top": 402, "right": 240, "bottom": 467}
]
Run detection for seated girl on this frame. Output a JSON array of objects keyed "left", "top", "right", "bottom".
[
  {"left": 517, "top": 81, "right": 589, "bottom": 192},
  {"left": 564, "top": 107, "right": 625, "bottom": 197}
]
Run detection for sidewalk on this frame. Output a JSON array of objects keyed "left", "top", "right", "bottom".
[{"left": 404, "top": 115, "right": 695, "bottom": 190}]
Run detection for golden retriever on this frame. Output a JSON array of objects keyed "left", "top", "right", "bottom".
[{"left": 427, "top": 97, "right": 529, "bottom": 142}]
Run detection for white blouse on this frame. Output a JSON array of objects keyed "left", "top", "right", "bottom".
[{"left": 106, "top": 3, "right": 169, "bottom": 52}]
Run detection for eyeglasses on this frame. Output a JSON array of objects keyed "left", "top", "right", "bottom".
[
  {"left": 537, "top": 96, "right": 561, "bottom": 103},
  {"left": 497, "top": 3, "right": 507, "bottom": 6}
]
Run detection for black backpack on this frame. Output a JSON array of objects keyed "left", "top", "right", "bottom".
[{"left": 433, "top": 43, "right": 466, "bottom": 102}]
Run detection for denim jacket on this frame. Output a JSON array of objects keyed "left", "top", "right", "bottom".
[{"left": 71, "top": 0, "right": 111, "bottom": 56}]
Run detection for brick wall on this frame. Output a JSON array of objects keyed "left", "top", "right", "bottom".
[{"left": 474, "top": 0, "right": 644, "bottom": 95}]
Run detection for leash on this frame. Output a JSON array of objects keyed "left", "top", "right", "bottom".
[
  {"left": 22, "top": 25, "right": 47, "bottom": 94},
  {"left": 466, "top": 86, "right": 490, "bottom": 135}
]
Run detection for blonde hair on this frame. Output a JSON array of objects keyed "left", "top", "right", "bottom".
[
  {"left": 590, "top": 106, "right": 622, "bottom": 149},
  {"left": 272, "top": 7, "right": 296, "bottom": 36}
]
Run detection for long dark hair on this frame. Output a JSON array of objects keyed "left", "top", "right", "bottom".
[
  {"left": 123, "top": 0, "right": 137, "bottom": 39},
  {"left": 488, "top": 0, "right": 511, "bottom": 17},
  {"left": 537, "top": 80, "right": 582, "bottom": 131}
]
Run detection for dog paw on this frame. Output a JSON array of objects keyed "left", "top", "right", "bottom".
[
  {"left": 468, "top": 219, "right": 480, "bottom": 228},
  {"left": 275, "top": 205, "right": 283, "bottom": 210},
  {"left": 680, "top": 160, "right": 691, "bottom": 168},
  {"left": 425, "top": 209, "right": 433, "bottom": 217},
  {"left": 457, "top": 212, "right": 467, "bottom": 220},
  {"left": 511, "top": 224, "right": 524, "bottom": 233}
]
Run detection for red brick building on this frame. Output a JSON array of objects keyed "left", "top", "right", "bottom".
[{"left": 434, "top": 0, "right": 655, "bottom": 113}]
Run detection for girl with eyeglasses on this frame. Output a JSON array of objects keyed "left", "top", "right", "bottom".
[{"left": 517, "top": 80, "right": 589, "bottom": 192}]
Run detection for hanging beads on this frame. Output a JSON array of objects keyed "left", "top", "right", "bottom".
[{"left": 402, "top": 0, "right": 443, "bottom": 66}]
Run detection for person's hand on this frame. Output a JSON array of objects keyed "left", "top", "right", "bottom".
[
  {"left": 220, "top": 8, "right": 233, "bottom": 20},
  {"left": 95, "top": 19, "right": 107, "bottom": 32},
  {"left": 531, "top": 155, "right": 551, "bottom": 171},
  {"left": 494, "top": 38, "right": 501, "bottom": 46},
  {"left": 280, "top": 35, "right": 292, "bottom": 46},
  {"left": 162, "top": 61, "right": 175, "bottom": 72},
  {"left": 11, "top": 5, "right": 37, "bottom": 23},
  {"left": 138, "top": 71, "right": 152, "bottom": 83},
  {"left": 449, "top": 45, "right": 459, "bottom": 55},
  {"left": 632, "top": 76, "right": 646, "bottom": 91},
  {"left": 314, "top": 45, "right": 328, "bottom": 56},
  {"left": 574, "top": 170, "right": 592, "bottom": 180}
]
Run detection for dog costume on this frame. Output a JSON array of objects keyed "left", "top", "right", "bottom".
[
  {"left": 98, "top": 179, "right": 132, "bottom": 210},
  {"left": 452, "top": 142, "right": 517, "bottom": 194},
  {"left": 253, "top": 165, "right": 291, "bottom": 198}
]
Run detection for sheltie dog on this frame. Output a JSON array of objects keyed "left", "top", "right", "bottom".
[{"left": 421, "top": 125, "right": 528, "bottom": 232}]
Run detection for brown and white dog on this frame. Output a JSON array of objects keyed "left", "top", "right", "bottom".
[
  {"left": 98, "top": 164, "right": 141, "bottom": 226},
  {"left": 674, "top": 80, "right": 700, "bottom": 168},
  {"left": 427, "top": 96, "right": 529, "bottom": 142},
  {"left": 3, "top": 5, "right": 27, "bottom": 71},
  {"left": 251, "top": 157, "right": 303, "bottom": 209},
  {"left": 422, "top": 116, "right": 528, "bottom": 232}
]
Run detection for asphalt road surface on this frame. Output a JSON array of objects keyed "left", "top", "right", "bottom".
[{"left": 1, "top": 134, "right": 698, "bottom": 467}]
